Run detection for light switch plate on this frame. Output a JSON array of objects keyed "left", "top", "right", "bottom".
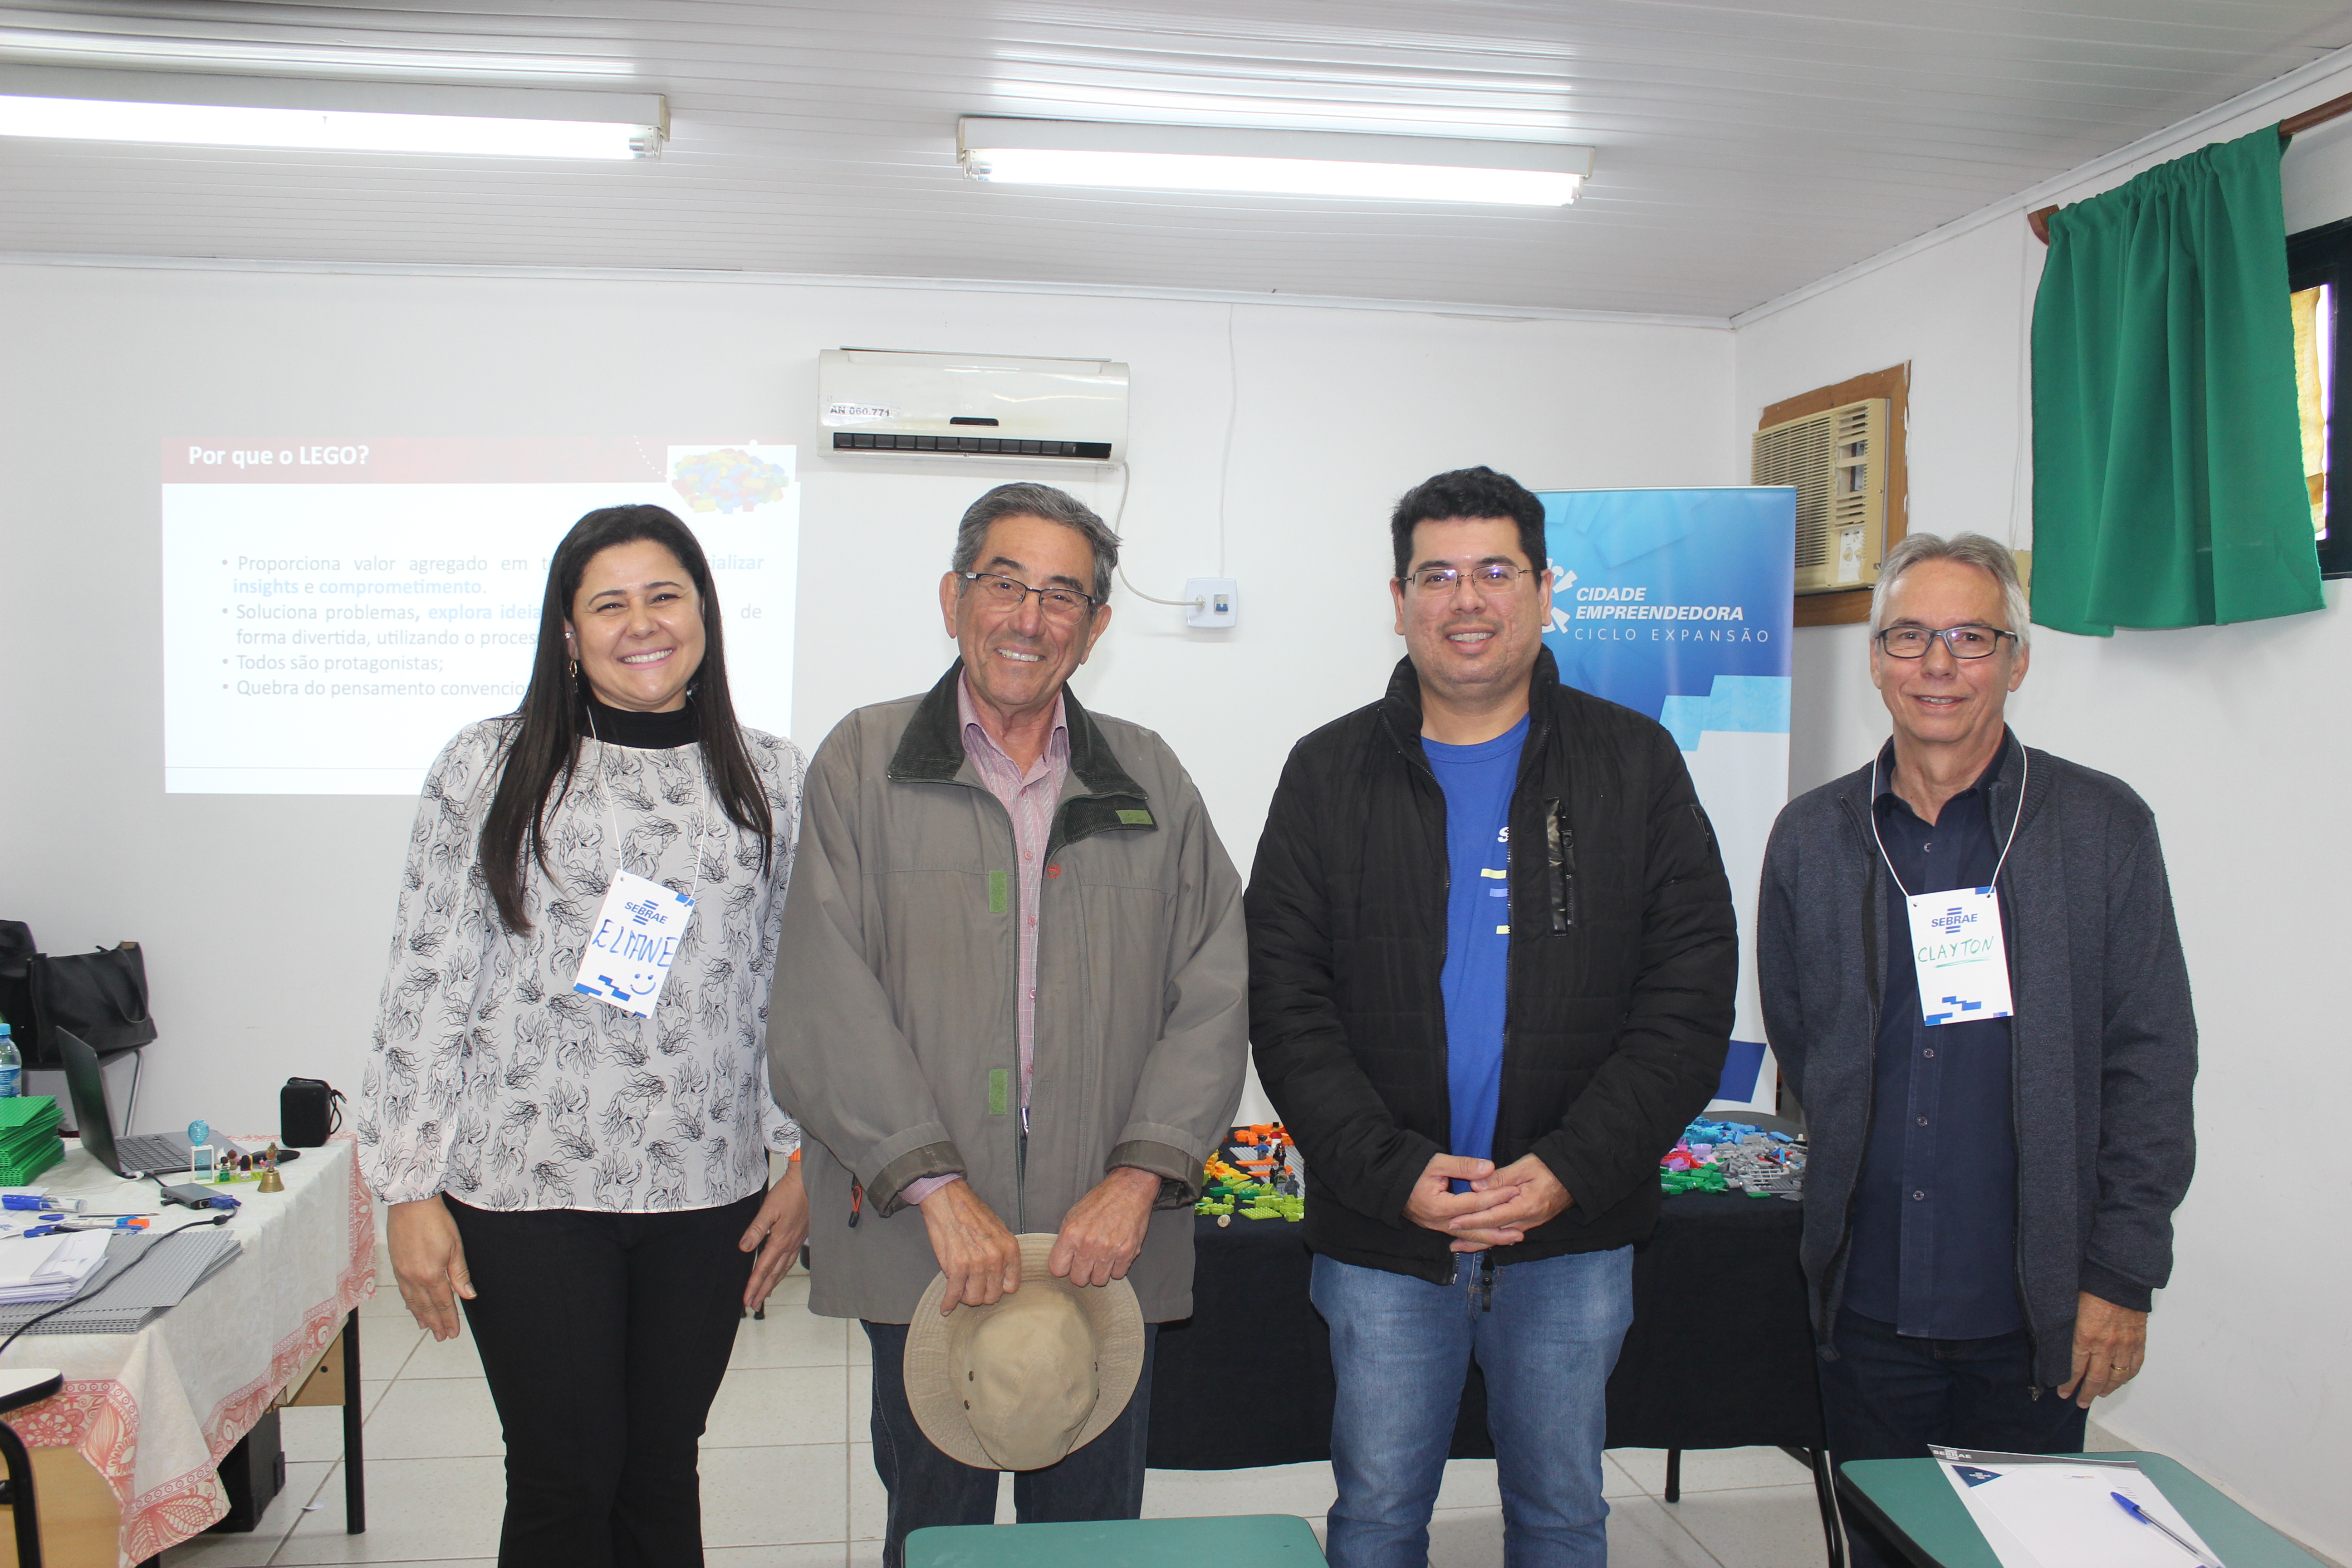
[{"left": 1185, "top": 578, "right": 1239, "bottom": 628}]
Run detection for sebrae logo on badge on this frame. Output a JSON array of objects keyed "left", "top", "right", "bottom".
[{"left": 1916, "top": 887, "right": 2000, "bottom": 966}]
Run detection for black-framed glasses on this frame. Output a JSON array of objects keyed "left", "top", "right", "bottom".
[
  {"left": 1876, "top": 625, "right": 2017, "bottom": 659},
  {"left": 1404, "top": 563, "right": 1541, "bottom": 596},
  {"left": 959, "top": 571, "right": 1100, "bottom": 620}
]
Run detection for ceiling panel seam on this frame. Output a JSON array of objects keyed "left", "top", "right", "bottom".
[
  {"left": 0, "top": 247, "right": 1735, "bottom": 328},
  {"left": 1730, "top": 32, "right": 2352, "bottom": 327}
]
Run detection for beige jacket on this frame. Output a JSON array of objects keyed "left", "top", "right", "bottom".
[{"left": 768, "top": 664, "right": 1248, "bottom": 1323}]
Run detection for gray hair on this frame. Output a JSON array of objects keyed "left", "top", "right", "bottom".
[
  {"left": 1867, "top": 532, "right": 2032, "bottom": 652},
  {"left": 950, "top": 483, "right": 1121, "bottom": 605}
]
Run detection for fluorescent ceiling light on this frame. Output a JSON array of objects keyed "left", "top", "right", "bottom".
[
  {"left": 0, "top": 98, "right": 657, "bottom": 157},
  {"left": 0, "top": 28, "right": 637, "bottom": 78},
  {"left": 0, "top": 66, "right": 664, "bottom": 158},
  {"left": 959, "top": 118, "right": 1592, "bottom": 207}
]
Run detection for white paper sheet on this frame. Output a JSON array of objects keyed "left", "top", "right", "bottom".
[
  {"left": 1935, "top": 1448, "right": 2224, "bottom": 1568},
  {"left": 0, "top": 1230, "right": 109, "bottom": 1301}
]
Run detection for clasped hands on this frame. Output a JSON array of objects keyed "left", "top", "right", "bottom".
[
  {"left": 919, "top": 1165, "right": 1161, "bottom": 1314},
  {"left": 1405, "top": 1151, "right": 1571, "bottom": 1251}
]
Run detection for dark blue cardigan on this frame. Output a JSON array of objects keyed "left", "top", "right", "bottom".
[{"left": 1759, "top": 735, "right": 2197, "bottom": 1389}]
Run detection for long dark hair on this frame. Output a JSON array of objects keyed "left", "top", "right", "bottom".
[{"left": 478, "top": 504, "right": 774, "bottom": 933}]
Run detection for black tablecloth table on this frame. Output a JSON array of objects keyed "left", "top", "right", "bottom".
[{"left": 1146, "top": 1191, "right": 1842, "bottom": 1565}]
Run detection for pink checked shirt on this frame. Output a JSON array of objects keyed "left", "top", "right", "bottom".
[{"left": 900, "top": 675, "right": 1070, "bottom": 1206}]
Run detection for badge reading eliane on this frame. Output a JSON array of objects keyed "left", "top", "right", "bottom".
[{"left": 573, "top": 870, "right": 695, "bottom": 1018}]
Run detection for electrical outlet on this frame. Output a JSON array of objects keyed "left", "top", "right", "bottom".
[{"left": 1184, "top": 578, "right": 1239, "bottom": 628}]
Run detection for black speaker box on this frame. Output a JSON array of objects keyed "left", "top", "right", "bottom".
[{"left": 280, "top": 1078, "right": 339, "bottom": 1147}]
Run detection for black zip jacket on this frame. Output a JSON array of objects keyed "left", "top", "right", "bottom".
[
  {"left": 1245, "top": 648, "right": 1739, "bottom": 1282},
  {"left": 1759, "top": 737, "right": 2197, "bottom": 1389}
]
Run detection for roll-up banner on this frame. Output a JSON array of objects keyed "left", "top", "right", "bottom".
[{"left": 1538, "top": 488, "right": 1796, "bottom": 1114}]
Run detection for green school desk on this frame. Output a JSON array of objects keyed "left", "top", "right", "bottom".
[
  {"left": 906, "top": 1513, "right": 1325, "bottom": 1567},
  {"left": 1838, "top": 1451, "right": 2324, "bottom": 1568}
]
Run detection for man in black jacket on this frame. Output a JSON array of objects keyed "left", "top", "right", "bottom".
[
  {"left": 1759, "top": 532, "right": 2195, "bottom": 1568},
  {"left": 1247, "top": 466, "right": 1737, "bottom": 1568}
]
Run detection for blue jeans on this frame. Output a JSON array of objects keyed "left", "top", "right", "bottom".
[
  {"left": 1311, "top": 1247, "right": 1634, "bottom": 1568},
  {"left": 861, "top": 1320, "right": 1158, "bottom": 1568}
]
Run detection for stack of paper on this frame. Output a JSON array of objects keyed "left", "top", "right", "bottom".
[
  {"left": 1935, "top": 1447, "right": 2225, "bottom": 1568},
  {"left": 0, "top": 1098, "right": 64, "bottom": 1187},
  {"left": 0, "top": 1230, "right": 109, "bottom": 1305},
  {"left": 0, "top": 1229, "right": 245, "bottom": 1335}
]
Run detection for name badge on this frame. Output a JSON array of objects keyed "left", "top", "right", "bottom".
[
  {"left": 572, "top": 870, "right": 695, "bottom": 1018},
  {"left": 1905, "top": 887, "right": 2013, "bottom": 1026}
]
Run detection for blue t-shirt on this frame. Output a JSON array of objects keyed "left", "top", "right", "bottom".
[{"left": 1425, "top": 715, "right": 1528, "bottom": 1187}]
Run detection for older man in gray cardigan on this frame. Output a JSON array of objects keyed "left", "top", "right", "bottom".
[
  {"left": 1759, "top": 532, "right": 2195, "bottom": 1568},
  {"left": 769, "top": 482, "right": 1248, "bottom": 1568}
]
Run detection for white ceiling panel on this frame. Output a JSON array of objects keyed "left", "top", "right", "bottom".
[{"left": 3, "top": 0, "right": 2350, "bottom": 315}]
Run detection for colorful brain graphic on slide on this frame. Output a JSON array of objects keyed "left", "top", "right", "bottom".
[{"left": 670, "top": 449, "right": 791, "bottom": 514}]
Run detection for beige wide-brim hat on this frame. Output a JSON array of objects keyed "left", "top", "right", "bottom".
[{"left": 903, "top": 1233, "right": 1146, "bottom": 1472}]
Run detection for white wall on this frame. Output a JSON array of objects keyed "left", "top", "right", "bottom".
[
  {"left": 0, "top": 260, "right": 1732, "bottom": 1142},
  {"left": 23, "top": 69, "right": 2334, "bottom": 1550},
  {"left": 1737, "top": 63, "right": 2352, "bottom": 1565}
]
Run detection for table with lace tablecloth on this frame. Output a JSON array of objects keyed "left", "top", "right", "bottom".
[{"left": 0, "top": 1133, "right": 373, "bottom": 1566}]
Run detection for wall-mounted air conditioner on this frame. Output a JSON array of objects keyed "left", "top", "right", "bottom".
[
  {"left": 818, "top": 348, "right": 1128, "bottom": 462},
  {"left": 1753, "top": 397, "right": 1888, "bottom": 594}
]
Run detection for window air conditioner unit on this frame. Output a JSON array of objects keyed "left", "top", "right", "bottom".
[
  {"left": 1753, "top": 397, "right": 1888, "bottom": 594},
  {"left": 818, "top": 348, "right": 1128, "bottom": 462}
]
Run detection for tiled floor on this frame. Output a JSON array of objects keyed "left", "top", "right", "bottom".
[{"left": 158, "top": 1264, "right": 2107, "bottom": 1568}]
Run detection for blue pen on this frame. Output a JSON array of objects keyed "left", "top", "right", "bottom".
[
  {"left": 0, "top": 1195, "right": 78, "bottom": 1212},
  {"left": 2112, "top": 1491, "right": 2215, "bottom": 1566}
]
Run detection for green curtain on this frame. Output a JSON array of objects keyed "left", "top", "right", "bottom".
[{"left": 2032, "top": 124, "right": 2323, "bottom": 635}]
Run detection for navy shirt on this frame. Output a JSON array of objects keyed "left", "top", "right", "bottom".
[
  {"left": 1841, "top": 736, "right": 2024, "bottom": 1339},
  {"left": 1425, "top": 716, "right": 1527, "bottom": 1189}
]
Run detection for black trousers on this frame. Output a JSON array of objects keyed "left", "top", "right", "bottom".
[
  {"left": 1820, "top": 1305, "right": 2088, "bottom": 1568},
  {"left": 448, "top": 1192, "right": 760, "bottom": 1568},
  {"left": 862, "top": 1318, "right": 1158, "bottom": 1568}
]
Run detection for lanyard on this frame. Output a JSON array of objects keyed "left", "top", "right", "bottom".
[
  {"left": 1867, "top": 741, "right": 2028, "bottom": 899},
  {"left": 584, "top": 709, "right": 713, "bottom": 913},
  {"left": 1872, "top": 743, "right": 2025, "bottom": 1028}
]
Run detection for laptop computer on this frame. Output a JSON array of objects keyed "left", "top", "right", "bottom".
[{"left": 57, "top": 1029, "right": 192, "bottom": 1176}]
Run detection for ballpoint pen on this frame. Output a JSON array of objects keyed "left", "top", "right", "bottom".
[
  {"left": 2112, "top": 1491, "right": 2219, "bottom": 1567},
  {"left": 2, "top": 1216, "right": 152, "bottom": 1237}
]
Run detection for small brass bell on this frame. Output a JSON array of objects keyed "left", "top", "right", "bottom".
[{"left": 255, "top": 1144, "right": 285, "bottom": 1194}]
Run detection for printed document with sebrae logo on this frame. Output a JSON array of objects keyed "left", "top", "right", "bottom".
[{"left": 1934, "top": 1447, "right": 2224, "bottom": 1568}]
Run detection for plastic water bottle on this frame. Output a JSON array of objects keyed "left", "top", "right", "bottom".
[{"left": 0, "top": 1024, "right": 20, "bottom": 1098}]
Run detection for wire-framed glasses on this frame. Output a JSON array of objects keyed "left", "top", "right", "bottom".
[
  {"left": 959, "top": 571, "right": 1101, "bottom": 620},
  {"left": 1404, "top": 563, "right": 1540, "bottom": 596},
  {"left": 1876, "top": 625, "right": 2017, "bottom": 659}
]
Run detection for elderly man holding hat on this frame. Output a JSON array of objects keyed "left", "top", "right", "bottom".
[{"left": 769, "top": 482, "right": 1249, "bottom": 1567}]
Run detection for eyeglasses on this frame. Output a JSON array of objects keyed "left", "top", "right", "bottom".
[
  {"left": 959, "top": 571, "right": 1101, "bottom": 620},
  {"left": 1403, "top": 563, "right": 1541, "bottom": 596},
  {"left": 1876, "top": 625, "right": 2017, "bottom": 659}
]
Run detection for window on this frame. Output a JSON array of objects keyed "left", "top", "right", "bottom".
[{"left": 2285, "top": 217, "right": 2352, "bottom": 578}]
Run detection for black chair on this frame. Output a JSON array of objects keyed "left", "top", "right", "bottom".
[{"left": 0, "top": 1366, "right": 66, "bottom": 1568}]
